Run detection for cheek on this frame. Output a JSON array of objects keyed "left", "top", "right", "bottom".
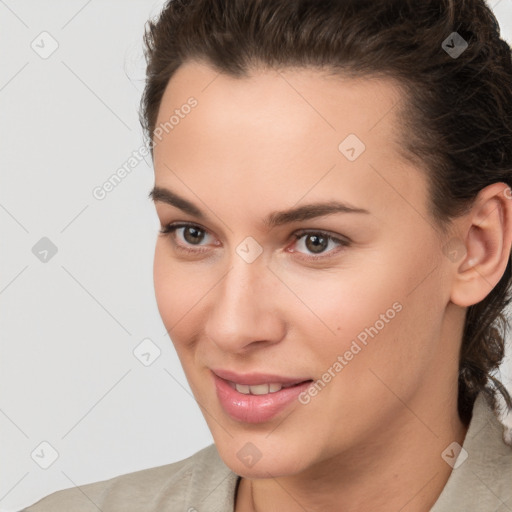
[
  {"left": 282, "top": 246, "right": 436, "bottom": 373},
  {"left": 153, "top": 242, "right": 225, "bottom": 363},
  {"left": 280, "top": 263, "right": 399, "bottom": 346},
  {"left": 153, "top": 244, "right": 178, "bottom": 323},
  {"left": 153, "top": 243, "right": 204, "bottom": 341}
]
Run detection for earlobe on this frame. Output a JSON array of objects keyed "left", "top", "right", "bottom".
[{"left": 450, "top": 182, "right": 512, "bottom": 308}]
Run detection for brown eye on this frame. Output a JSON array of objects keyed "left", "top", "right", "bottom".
[
  {"left": 158, "top": 223, "right": 215, "bottom": 253},
  {"left": 304, "top": 234, "right": 328, "bottom": 254},
  {"left": 183, "top": 226, "right": 206, "bottom": 244},
  {"left": 291, "top": 230, "right": 349, "bottom": 258}
]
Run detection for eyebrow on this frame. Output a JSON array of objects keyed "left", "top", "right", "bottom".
[{"left": 148, "top": 186, "right": 370, "bottom": 228}]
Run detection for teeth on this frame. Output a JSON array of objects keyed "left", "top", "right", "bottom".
[
  {"left": 234, "top": 382, "right": 285, "bottom": 395},
  {"left": 235, "top": 383, "right": 250, "bottom": 394},
  {"left": 248, "top": 384, "right": 270, "bottom": 395}
]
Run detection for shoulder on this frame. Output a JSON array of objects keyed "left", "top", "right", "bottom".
[
  {"left": 431, "top": 393, "right": 512, "bottom": 512},
  {"left": 21, "top": 443, "right": 239, "bottom": 512}
]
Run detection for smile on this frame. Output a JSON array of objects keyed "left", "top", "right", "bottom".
[
  {"left": 227, "top": 381, "right": 307, "bottom": 394},
  {"left": 212, "top": 369, "right": 314, "bottom": 423}
]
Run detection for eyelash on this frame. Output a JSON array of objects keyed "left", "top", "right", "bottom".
[{"left": 158, "top": 222, "right": 350, "bottom": 260}]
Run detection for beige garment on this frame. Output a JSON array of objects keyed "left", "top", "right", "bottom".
[{"left": 22, "top": 392, "right": 511, "bottom": 512}]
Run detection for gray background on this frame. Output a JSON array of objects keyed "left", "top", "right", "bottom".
[{"left": 1, "top": 1, "right": 511, "bottom": 510}]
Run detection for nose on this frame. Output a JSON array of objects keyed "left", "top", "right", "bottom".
[{"left": 203, "top": 252, "right": 286, "bottom": 354}]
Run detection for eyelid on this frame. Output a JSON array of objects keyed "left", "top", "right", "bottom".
[
  {"left": 288, "top": 230, "right": 350, "bottom": 259},
  {"left": 159, "top": 222, "right": 218, "bottom": 253},
  {"left": 292, "top": 228, "right": 351, "bottom": 245}
]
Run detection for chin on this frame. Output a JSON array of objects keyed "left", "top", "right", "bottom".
[{"left": 215, "top": 437, "right": 312, "bottom": 478}]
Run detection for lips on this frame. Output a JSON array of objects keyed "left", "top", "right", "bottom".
[
  {"left": 211, "top": 369, "right": 313, "bottom": 423},
  {"left": 230, "top": 382, "right": 300, "bottom": 395},
  {"left": 212, "top": 368, "right": 311, "bottom": 386}
]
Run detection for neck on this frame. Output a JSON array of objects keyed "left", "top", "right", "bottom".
[{"left": 235, "top": 393, "right": 469, "bottom": 512}]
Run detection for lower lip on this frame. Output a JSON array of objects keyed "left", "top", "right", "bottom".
[{"left": 213, "top": 372, "right": 313, "bottom": 424}]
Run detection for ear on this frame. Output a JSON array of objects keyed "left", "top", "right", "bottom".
[{"left": 449, "top": 182, "right": 512, "bottom": 308}]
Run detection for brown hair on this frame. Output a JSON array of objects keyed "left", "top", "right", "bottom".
[{"left": 139, "top": 0, "right": 512, "bottom": 425}]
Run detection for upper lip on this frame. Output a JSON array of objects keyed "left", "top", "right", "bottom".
[{"left": 212, "top": 368, "right": 312, "bottom": 386}]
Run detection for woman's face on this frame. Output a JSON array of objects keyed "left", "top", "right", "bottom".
[{"left": 151, "top": 61, "right": 460, "bottom": 477}]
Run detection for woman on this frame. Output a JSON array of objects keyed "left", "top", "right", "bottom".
[{"left": 23, "top": 0, "right": 512, "bottom": 510}]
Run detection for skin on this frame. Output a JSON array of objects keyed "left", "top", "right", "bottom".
[{"left": 150, "top": 60, "right": 512, "bottom": 512}]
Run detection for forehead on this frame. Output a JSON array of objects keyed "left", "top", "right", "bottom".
[
  {"left": 152, "top": 60, "right": 428, "bottom": 225},
  {"left": 155, "top": 60, "right": 406, "bottom": 141}
]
